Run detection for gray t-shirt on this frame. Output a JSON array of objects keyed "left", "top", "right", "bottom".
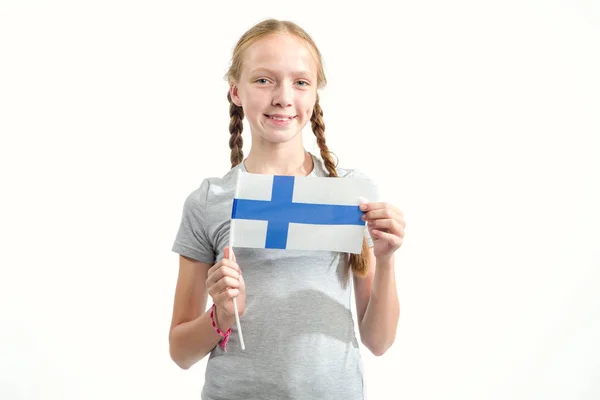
[{"left": 172, "top": 153, "right": 374, "bottom": 400}]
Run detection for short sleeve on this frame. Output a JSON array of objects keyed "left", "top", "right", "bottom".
[
  {"left": 171, "top": 179, "right": 216, "bottom": 264},
  {"left": 351, "top": 168, "right": 379, "bottom": 249}
]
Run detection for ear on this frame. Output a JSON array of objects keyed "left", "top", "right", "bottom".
[{"left": 229, "top": 85, "right": 242, "bottom": 107}]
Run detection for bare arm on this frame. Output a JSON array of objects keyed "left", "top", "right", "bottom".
[
  {"left": 354, "top": 250, "right": 400, "bottom": 356},
  {"left": 168, "top": 255, "right": 235, "bottom": 369}
]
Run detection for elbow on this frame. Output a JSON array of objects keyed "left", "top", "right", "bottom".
[
  {"left": 362, "top": 337, "right": 394, "bottom": 357},
  {"left": 371, "top": 348, "right": 387, "bottom": 357},
  {"left": 170, "top": 345, "right": 193, "bottom": 370},
  {"left": 171, "top": 351, "right": 192, "bottom": 370},
  {"left": 360, "top": 325, "right": 397, "bottom": 357},
  {"left": 169, "top": 331, "right": 192, "bottom": 370},
  {"left": 359, "top": 305, "right": 400, "bottom": 357}
]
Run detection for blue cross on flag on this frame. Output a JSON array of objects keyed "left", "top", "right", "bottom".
[{"left": 230, "top": 171, "right": 379, "bottom": 254}]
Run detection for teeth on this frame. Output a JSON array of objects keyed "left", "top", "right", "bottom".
[{"left": 270, "top": 116, "right": 292, "bottom": 121}]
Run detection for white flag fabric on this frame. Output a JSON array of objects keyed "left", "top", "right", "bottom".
[{"left": 230, "top": 171, "right": 379, "bottom": 254}]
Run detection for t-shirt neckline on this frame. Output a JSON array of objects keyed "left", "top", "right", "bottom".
[{"left": 240, "top": 152, "right": 318, "bottom": 177}]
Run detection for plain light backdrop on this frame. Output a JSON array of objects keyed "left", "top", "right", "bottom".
[{"left": 1, "top": 1, "right": 599, "bottom": 399}]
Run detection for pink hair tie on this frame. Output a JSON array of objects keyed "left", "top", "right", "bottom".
[{"left": 210, "top": 304, "right": 232, "bottom": 352}]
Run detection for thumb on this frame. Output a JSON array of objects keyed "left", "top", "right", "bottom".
[{"left": 224, "top": 246, "right": 236, "bottom": 262}]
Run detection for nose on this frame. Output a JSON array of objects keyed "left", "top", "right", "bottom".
[{"left": 272, "top": 83, "right": 293, "bottom": 108}]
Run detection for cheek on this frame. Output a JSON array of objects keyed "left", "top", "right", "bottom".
[
  {"left": 243, "top": 97, "right": 262, "bottom": 118},
  {"left": 239, "top": 88, "right": 263, "bottom": 110},
  {"left": 300, "top": 97, "right": 316, "bottom": 119},
  {"left": 305, "top": 103, "right": 315, "bottom": 120},
  {"left": 305, "top": 108, "right": 313, "bottom": 120}
]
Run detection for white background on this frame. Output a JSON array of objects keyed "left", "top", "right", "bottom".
[{"left": 1, "top": 1, "right": 599, "bottom": 399}]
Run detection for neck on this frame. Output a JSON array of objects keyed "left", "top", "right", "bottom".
[{"left": 244, "top": 139, "right": 313, "bottom": 176}]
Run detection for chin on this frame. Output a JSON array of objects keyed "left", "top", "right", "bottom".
[
  {"left": 250, "top": 120, "right": 305, "bottom": 144},
  {"left": 259, "top": 131, "right": 301, "bottom": 144}
]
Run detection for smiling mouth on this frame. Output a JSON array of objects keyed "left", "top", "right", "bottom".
[{"left": 265, "top": 115, "right": 296, "bottom": 121}]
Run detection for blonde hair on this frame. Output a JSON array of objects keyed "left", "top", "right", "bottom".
[{"left": 224, "top": 19, "right": 370, "bottom": 278}]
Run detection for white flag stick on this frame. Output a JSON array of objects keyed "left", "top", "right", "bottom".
[
  {"left": 229, "top": 247, "right": 245, "bottom": 351},
  {"left": 229, "top": 170, "right": 246, "bottom": 350}
]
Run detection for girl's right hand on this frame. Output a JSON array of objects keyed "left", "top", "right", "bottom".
[{"left": 206, "top": 246, "right": 246, "bottom": 321}]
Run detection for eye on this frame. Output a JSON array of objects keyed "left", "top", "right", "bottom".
[
  {"left": 296, "top": 80, "right": 310, "bottom": 87},
  {"left": 255, "top": 78, "right": 269, "bottom": 84}
]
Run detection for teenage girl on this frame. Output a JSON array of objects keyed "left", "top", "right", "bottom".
[{"left": 169, "top": 18, "right": 406, "bottom": 400}]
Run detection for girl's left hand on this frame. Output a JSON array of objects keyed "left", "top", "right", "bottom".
[{"left": 360, "top": 202, "right": 406, "bottom": 261}]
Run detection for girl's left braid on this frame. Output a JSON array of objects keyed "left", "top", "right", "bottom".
[{"left": 227, "top": 91, "right": 245, "bottom": 168}]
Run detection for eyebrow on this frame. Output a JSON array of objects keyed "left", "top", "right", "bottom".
[{"left": 250, "top": 67, "right": 312, "bottom": 76}]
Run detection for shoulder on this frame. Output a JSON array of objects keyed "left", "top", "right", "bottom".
[
  {"left": 183, "top": 165, "right": 242, "bottom": 209},
  {"left": 337, "top": 165, "right": 370, "bottom": 180},
  {"left": 205, "top": 165, "right": 240, "bottom": 197},
  {"left": 335, "top": 162, "right": 373, "bottom": 182},
  {"left": 311, "top": 153, "right": 371, "bottom": 180}
]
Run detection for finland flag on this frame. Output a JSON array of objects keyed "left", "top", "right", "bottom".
[{"left": 230, "top": 171, "right": 379, "bottom": 254}]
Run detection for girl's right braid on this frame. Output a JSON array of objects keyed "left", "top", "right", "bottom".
[{"left": 227, "top": 91, "right": 245, "bottom": 168}]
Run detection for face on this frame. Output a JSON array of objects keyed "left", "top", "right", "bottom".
[{"left": 230, "top": 34, "right": 319, "bottom": 145}]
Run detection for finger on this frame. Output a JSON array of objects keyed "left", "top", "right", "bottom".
[
  {"left": 213, "top": 288, "right": 241, "bottom": 305},
  {"left": 208, "top": 276, "right": 241, "bottom": 299},
  {"left": 360, "top": 202, "right": 403, "bottom": 217},
  {"left": 362, "top": 208, "right": 401, "bottom": 222},
  {"left": 216, "top": 276, "right": 241, "bottom": 292},
  {"left": 207, "top": 265, "right": 241, "bottom": 288},
  {"left": 214, "top": 259, "right": 242, "bottom": 276},
  {"left": 371, "top": 228, "right": 403, "bottom": 246},
  {"left": 207, "top": 261, "right": 241, "bottom": 287},
  {"left": 368, "top": 219, "right": 403, "bottom": 237},
  {"left": 207, "top": 260, "right": 230, "bottom": 281},
  {"left": 218, "top": 262, "right": 242, "bottom": 278}
]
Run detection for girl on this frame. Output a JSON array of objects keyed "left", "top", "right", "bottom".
[{"left": 169, "top": 18, "right": 405, "bottom": 400}]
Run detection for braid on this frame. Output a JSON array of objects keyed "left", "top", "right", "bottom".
[
  {"left": 311, "top": 95, "right": 370, "bottom": 278},
  {"left": 227, "top": 91, "right": 244, "bottom": 168},
  {"left": 311, "top": 97, "right": 338, "bottom": 177}
]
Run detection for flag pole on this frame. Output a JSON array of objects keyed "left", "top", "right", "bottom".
[
  {"left": 230, "top": 169, "right": 245, "bottom": 350},
  {"left": 229, "top": 248, "right": 245, "bottom": 351}
]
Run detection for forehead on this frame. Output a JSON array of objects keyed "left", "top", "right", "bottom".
[{"left": 244, "top": 34, "right": 318, "bottom": 76}]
